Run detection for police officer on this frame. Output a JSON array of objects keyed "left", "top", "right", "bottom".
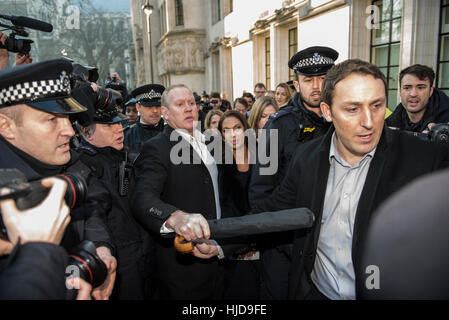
[
  {"left": 249, "top": 46, "right": 338, "bottom": 300},
  {"left": 124, "top": 84, "right": 165, "bottom": 157},
  {"left": 0, "top": 59, "right": 116, "bottom": 299},
  {"left": 75, "top": 88, "right": 154, "bottom": 299},
  {"left": 124, "top": 98, "right": 138, "bottom": 126}
]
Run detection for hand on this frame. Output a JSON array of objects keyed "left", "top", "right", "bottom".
[
  {"left": 90, "top": 82, "right": 98, "bottom": 92},
  {"left": 66, "top": 277, "right": 92, "bottom": 300},
  {"left": 423, "top": 122, "right": 436, "bottom": 134},
  {"left": 92, "top": 246, "right": 117, "bottom": 300},
  {"left": 0, "top": 32, "right": 9, "bottom": 71},
  {"left": 109, "top": 72, "right": 121, "bottom": 81},
  {"left": 165, "top": 210, "right": 210, "bottom": 241},
  {"left": 0, "top": 238, "right": 13, "bottom": 256},
  {"left": 14, "top": 52, "right": 33, "bottom": 66},
  {"left": 0, "top": 177, "right": 71, "bottom": 245},
  {"left": 192, "top": 240, "right": 219, "bottom": 259}
]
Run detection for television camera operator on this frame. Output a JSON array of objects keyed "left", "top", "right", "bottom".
[
  {"left": 0, "top": 32, "right": 32, "bottom": 70},
  {"left": 0, "top": 177, "right": 91, "bottom": 300},
  {"left": 0, "top": 59, "right": 116, "bottom": 300}
]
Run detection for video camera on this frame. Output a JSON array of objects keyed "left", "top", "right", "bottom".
[
  {"left": 391, "top": 123, "right": 449, "bottom": 144},
  {"left": 0, "top": 14, "right": 53, "bottom": 54},
  {"left": 105, "top": 74, "right": 126, "bottom": 93},
  {"left": 0, "top": 169, "right": 107, "bottom": 290},
  {"left": 71, "top": 64, "right": 122, "bottom": 123}
]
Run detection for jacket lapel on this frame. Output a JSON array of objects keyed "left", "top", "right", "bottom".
[{"left": 351, "top": 126, "right": 389, "bottom": 266}]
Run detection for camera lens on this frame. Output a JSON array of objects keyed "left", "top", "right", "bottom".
[
  {"left": 56, "top": 173, "right": 87, "bottom": 209},
  {"left": 67, "top": 240, "right": 108, "bottom": 288}
]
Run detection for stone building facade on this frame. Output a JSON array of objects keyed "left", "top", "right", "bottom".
[{"left": 130, "top": 0, "right": 448, "bottom": 109}]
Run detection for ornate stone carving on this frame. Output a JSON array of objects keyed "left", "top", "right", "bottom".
[{"left": 156, "top": 33, "right": 206, "bottom": 76}]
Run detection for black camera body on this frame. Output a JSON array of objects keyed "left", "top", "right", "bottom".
[
  {"left": 0, "top": 15, "right": 53, "bottom": 54},
  {"left": 0, "top": 169, "right": 107, "bottom": 291},
  {"left": 0, "top": 33, "right": 33, "bottom": 54},
  {"left": 390, "top": 123, "right": 449, "bottom": 145},
  {"left": 0, "top": 168, "right": 87, "bottom": 238},
  {"left": 428, "top": 123, "right": 449, "bottom": 144},
  {"left": 105, "top": 75, "right": 126, "bottom": 93}
]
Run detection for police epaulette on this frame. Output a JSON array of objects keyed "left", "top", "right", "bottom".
[
  {"left": 270, "top": 106, "right": 295, "bottom": 121},
  {"left": 76, "top": 146, "right": 103, "bottom": 178},
  {"left": 76, "top": 145, "right": 97, "bottom": 156}
]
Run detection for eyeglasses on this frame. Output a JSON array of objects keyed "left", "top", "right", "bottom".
[
  {"left": 210, "top": 99, "right": 220, "bottom": 104},
  {"left": 255, "top": 91, "right": 266, "bottom": 95}
]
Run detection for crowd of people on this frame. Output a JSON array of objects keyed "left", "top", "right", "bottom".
[{"left": 1, "top": 28, "right": 449, "bottom": 300}]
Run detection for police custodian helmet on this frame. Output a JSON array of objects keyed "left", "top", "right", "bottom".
[
  {"left": 131, "top": 84, "right": 165, "bottom": 107},
  {"left": 288, "top": 46, "right": 339, "bottom": 77},
  {"left": 0, "top": 58, "right": 87, "bottom": 114}
]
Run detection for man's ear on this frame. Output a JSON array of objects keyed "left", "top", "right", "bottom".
[
  {"left": 80, "top": 125, "right": 94, "bottom": 142},
  {"left": 321, "top": 102, "right": 333, "bottom": 123},
  {"left": 293, "top": 80, "right": 300, "bottom": 93},
  {"left": 0, "top": 113, "right": 16, "bottom": 140},
  {"left": 161, "top": 106, "right": 169, "bottom": 120},
  {"left": 430, "top": 86, "right": 434, "bottom": 97}
]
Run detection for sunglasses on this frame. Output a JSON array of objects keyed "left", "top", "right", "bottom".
[{"left": 210, "top": 99, "right": 220, "bottom": 104}]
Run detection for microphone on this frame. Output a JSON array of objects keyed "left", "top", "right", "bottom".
[{"left": 0, "top": 15, "right": 53, "bottom": 33}]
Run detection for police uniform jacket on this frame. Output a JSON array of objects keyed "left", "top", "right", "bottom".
[
  {"left": 0, "top": 137, "right": 114, "bottom": 255},
  {"left": 249, "top": 92, "right": 330, "bottom": 206},
  {"left": 124, "top": 118, "right": 164, "bottom": 155},
  {"left": 76, "top": 141, "right": 154, "bottom": 299},
  {"left": 251, "top": 125, "right": 449, "bottom": 299},
  {"left": 248, "top": 92, "right": 330, "bottom": 299}
]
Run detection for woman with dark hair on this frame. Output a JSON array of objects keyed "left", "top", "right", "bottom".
[{"left": 218, "top": 110, "right": 261, "bottom": 300}]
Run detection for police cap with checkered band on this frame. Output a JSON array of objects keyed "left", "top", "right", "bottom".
[
  {"left": 131, "top": 84, "right": 165, "bottom": 107},
  {"left": 288, "top": 46, "right": 339, "bottom": 76},
  {"left": 0, "top": 59, "right": 87, "bottom": 114}
]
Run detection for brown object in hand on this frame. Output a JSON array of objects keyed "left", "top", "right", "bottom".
[{"left": 174, "top": 235, "right": 194, "bottom": 253}]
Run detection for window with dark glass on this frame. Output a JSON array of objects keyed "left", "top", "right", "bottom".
[
  {"left": 370, "top": 0, "right": 402, "bottom": 111},
  {"left": 212, "top": 0, "right": 221, "bottom": 25},
  {"left": 437, "top": 0, "right": 449, "bottom": 96},
  {"left": 265, "top": 37, "right": 271, "bottom": 91},
  {"left": 288, "top": 27, "right": 298, "bottom": 81},
  {"left": 175, "top": 0, "right": 184, "bottom": 26},
  {"left": 160, "top": 1, "right": 167, "bottom": 35}
]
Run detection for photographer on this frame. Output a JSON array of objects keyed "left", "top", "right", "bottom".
[
  {"left": 0, "top": 32, "right": 33, "bottom": 71},
  {"left": 0, "top": 177, "right": 91, "bottom": 300},
  {"left": 0, "top": 59, "right": 116, "bottom": 299},
  {"left": 386, "top": 64, "right": 449, "bottom": 133}
]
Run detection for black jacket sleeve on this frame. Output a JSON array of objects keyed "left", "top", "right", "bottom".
[
  {"left": 0, "top": 242, "right": 69, "bottom": 300},
  {"left": 130, "top": 141, "right": 179, "bottom": 235},
  {"left": 82, "top": 175, "right": 116, "bottom": 255}
]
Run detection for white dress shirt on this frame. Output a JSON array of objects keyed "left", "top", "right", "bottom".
[{"left": 310, "top": 133, "right": 376, "bottom": 300}]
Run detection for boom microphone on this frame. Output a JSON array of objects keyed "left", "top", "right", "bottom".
[{"left": 0, "top": 15, "right": 53, "bottom": 33}]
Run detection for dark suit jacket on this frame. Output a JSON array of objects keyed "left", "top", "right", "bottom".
[
  {"left": 253, "top": 125, "right": 449, "bottom": 299},
  {"left": 130, "top": 125, "right": 232, "bottom": 299}
]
